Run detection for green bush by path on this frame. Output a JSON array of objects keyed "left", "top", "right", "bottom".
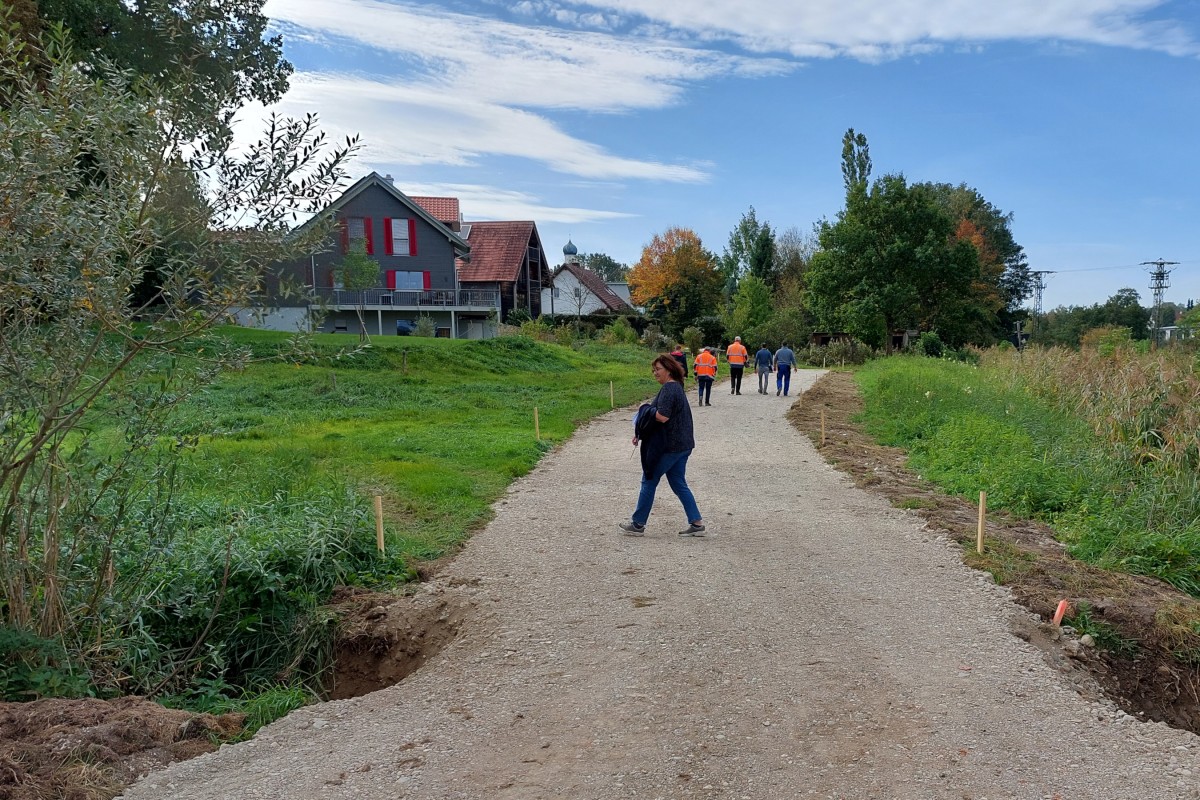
[
  {"left": 854, "top": 356, "right": 1200, "bottom": 596},
  {"left": 4, "top": 329, "right": 658, "bottom": 710}
]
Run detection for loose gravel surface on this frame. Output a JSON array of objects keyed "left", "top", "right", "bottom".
[{"left": 122, "top": 372, "right": 1200, "bottom": 800}]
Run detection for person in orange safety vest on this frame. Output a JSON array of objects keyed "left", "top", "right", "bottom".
[
  {"left": 725, "top": 336, "right": 749, "bottom": 395},
  {"left": 693, "top": 347, "right": 718, "bottom": 406}
]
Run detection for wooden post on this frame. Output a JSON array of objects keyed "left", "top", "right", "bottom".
[
  {"left": 976, "top": 491, "right": 987, "bottom": 554},
  {"left": 610, "top": 381, "right": 614, "bottom": 409},
  {"left": 402, "top": 349, "right": 408, "bottom": 372},
  {"left": 373, "top": 495, "right": 385, "bottom": 555},
  {"left": 820, "top": 409, "right": 826, "bottom": 447},
  {"left": 534, "top": 406, "right": 541, "bottom": 440}
]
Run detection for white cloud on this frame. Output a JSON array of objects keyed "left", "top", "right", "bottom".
[
  {"left": 543, "top": 0, "right": 1199, "bottom": 58},
  {"left": 239, "top": 73, "right": 706, "bottom": 182},
  {"left": 265, "top": 0, "right": 791, "bottom": 112},
  {"left": 255, "top": 0, "right": 1200, "bottom": 188}
]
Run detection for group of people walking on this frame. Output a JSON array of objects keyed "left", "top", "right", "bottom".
[
  {"left": 621, "top": 339, "right": 800, "bottom": 539},
  {"left": 668, "top": 339, "right": 799, "bottom": 404}
]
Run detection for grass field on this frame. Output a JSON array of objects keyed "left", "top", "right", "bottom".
[
  {"left": 854, "top": 353, "right": 1200, "bottom": 597},
  {"left": 2, "top": 327, "right": 661, "bottom": 717}
]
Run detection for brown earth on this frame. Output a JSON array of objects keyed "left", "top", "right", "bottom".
[
  {"left": 7, "top": 369, "right": 1200, "bottom": 800},
  {"left": 789, "top": 369, "right": 1200, "bottom": 734},
  {"left": 0, "top": 697, "right": 243, "bottom": 800}
]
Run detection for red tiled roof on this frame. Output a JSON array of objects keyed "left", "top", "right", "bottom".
[
  {"left": 556, "top": 262, "right": 630, "bottom": 312},
  {"left": 409, "top": 196, "right": 460, "bottom": 225},
  {"left": 457, "top": 221, "right": 542, "bottom": 283}
]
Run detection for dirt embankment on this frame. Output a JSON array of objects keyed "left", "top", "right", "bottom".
[{"left": 791, "top": 370, "right": 1200, "bottom": 734}]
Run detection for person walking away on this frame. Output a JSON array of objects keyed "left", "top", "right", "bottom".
[
  {"left": 619, "top": 355, "right": 706, "bottom": 537},
  {"left": 726, "top": 336, "right": 749, "bottom": 395},
  {"left": 754, "top": 343, "right": 773, "bottom": 394},
  {"left": 693, "top": 346, "right": 718, "bottom": 406},
  {"left": 669, "top": 344, "right": 688, "bottom": 387},
  {"left": 774, "top": 342, "right": 797, "bottom": 396}
]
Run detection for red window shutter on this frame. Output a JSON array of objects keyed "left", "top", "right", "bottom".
[
  {"left": 423, "top": 271, "right": 431, "bottom": 290},
  {"left": 386, "top": 271, "right": 396, "bottom": 289},
  {"left": 383, "top": 218, "right": 393, "bottom": 255},
  {"left": 408, "top": 219, "right": 417, "bottom": 256},
  {"left": 339, "top": 220, "right": 348, "bottom": 254},
  {"left": 364, "top": 218, "right": 374, "bottom": 255}
]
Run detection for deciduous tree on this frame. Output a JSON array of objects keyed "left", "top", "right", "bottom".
[
  {"left": 579, "top": 252, "right": 628, "bottom": 283},
  {"left": 808, "top": 174, "right": 978, "bottom": 350},
  {"left": 629, "top": 227, "right": 722, "bottom": 336},
  {"left": 720, "top": 207, "right": 777, "bottom": 292}
]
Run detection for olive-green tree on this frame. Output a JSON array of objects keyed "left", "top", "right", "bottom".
[
  {"left": 335, "top": 245, "right": 380, "bottom": 340},
  {"left": 0, "top": 20, "right": 355, "bottom": 667}
]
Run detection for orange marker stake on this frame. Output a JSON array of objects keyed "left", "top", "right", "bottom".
[{"left": 1052, "top": 599, "right": 1069, "bottom": 626}]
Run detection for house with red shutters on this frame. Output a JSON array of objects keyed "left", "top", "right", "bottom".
[{"left": 252, "top": 172, "right": 549, "bottom": 338}]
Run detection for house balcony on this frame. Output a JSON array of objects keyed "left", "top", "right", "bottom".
[{"left": 311, "top": 287, "right": 499, "bottom": 312}]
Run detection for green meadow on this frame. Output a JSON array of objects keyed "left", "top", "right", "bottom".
[
  {"left": 854, "top": 352, "right": 1200, "bottom": 597},
  {"left": 3, "top": 328, "right": 657, "bottom": 724}
]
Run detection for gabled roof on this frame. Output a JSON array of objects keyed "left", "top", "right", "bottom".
[
  {"left": 296, "top": 172, "right": 469, "bottom": 257},
  {"left": 457, "top": 221, "right": 550, "bottom": 284},
  {"left": 409, "top": 196, "right": 460, "bottom": 226},
  {"left": 552, "top": 262, "right": 632, "bottom": 312}
]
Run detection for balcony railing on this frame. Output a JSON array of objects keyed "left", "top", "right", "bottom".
[{"left": 312, "top": 288, "right": 499, "bottom": 309}]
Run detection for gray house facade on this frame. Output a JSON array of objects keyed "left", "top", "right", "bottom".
[{"left": 254, "top": 172, "right": 499, "bottom": 338}]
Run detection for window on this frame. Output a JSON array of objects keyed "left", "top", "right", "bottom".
[
  {"left": 384, "top": 218, "right": 417, "bottom": 256},
  {"left": 387, "top": 270, "right": 431, "bottom": 291},
  {"left": 342, "top": 216, "right": 373, "bottom": 254}
]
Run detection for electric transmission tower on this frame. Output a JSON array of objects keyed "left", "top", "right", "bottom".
[
  {"left": 1141, "top": 259, "right": 1179, "bottom": 346},
  {"left": 1030, "top": 271, "right": 1055, "bottom": 332}
]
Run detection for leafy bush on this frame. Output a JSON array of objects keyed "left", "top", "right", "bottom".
[
  {"left": 682, "top": 326, "right": 704, "bottom": 358},
  {"left": 414, "top": 315, "right": 437, "bottom": 337},
  {"left": 506, "top": 308, "right": 532, "bottom": 325},
  {"left": 0, "top": 627, "right": 90, "bottom": 700},
  {"left": 641, "top": 324, "right": 671, "bottom": 351},
  {"left": 598, "top": 316, "right": 639, "bottom": 345},
  {"left": 515, "top": 317, "right": 555, "bottom": 342},
  {"left": 916, "top": 331, "right": 944, "bottom": 358}
]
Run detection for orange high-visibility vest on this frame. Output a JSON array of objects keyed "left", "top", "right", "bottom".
[
  {"left": 726, "top": 342, "right": 749, "bottom": 366},
  {"left": 694, "top": 351, "right": 718, "bottom": 378}
]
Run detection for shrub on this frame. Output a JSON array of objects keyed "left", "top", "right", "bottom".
[
  {"left": 916, "top": 331, "right": 944, "bottom": 358},
  {"left": 642, "top": 324, "right": 671, "bottom": 351},
  {"left": 414, "top": 315, "right": 436, "bottom": 337},
  {"left": 598, "top": 316, "right": 639, "bottom": 345},
  {"left": 682, "top": 326, "right": 704, "bottom": 359},
  {"left": 553, "top": 325, "right": 576, "bottom": 347}
]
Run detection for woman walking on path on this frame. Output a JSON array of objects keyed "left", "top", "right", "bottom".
[{"left": 620, "top": 355, "right": 706, "bottom": 537}]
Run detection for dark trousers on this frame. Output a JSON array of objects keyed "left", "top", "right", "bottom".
[
  {"left": 729, "top": 366, "right": 744, "bottom": 394},
  {"left": 697, "top": 376, "right": 713, "bottom": 404},
  {"left": 776, "top": 364, "right": 792, "bottom": 395}
]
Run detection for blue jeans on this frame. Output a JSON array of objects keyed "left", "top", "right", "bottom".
[
  {"left": 776, "top": 364, "right": 792, "bottom": 395},
  {"left": 632, "top": 449, "right": 701, "bottom": 526}
]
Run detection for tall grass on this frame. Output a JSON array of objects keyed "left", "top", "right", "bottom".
[
  {"left": 855, "top": 353, "right": 1200, "bottom": 596},
  {"left": 2, "top": 329, "right": 658, "bottom": 708}
]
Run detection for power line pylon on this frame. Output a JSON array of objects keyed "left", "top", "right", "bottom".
[
  {"left": 1030, "top": 271, "right": 1055, "bottom": 332},
  {"left": 1141, "top": 259, "right": 1179, "bottom": 347}
]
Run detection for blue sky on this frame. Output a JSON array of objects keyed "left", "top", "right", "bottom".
[{"left": 249, "top": 0, "right": 1200, "bottom": 312}]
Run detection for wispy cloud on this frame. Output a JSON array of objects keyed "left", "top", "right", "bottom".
[
  {"left": 265, "top": 0, "right": 791, "bottom": 112},
  {"left": 541, "top": 0, "right": 1199, "bottom": 58},
  {"left": 242, "top": 73, "right": 706, "bottom": 181}
]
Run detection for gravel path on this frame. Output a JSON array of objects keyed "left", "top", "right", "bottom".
[{"left": 122, "top": 372, "right": 1200, "bottom": 799}]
